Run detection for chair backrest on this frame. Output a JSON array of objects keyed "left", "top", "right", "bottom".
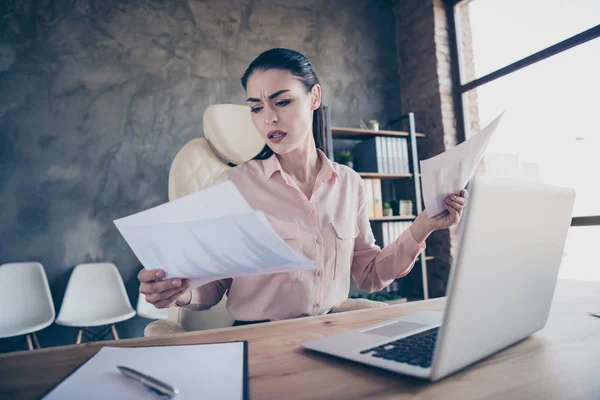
[
  {"left": 56, "top": 263, "right": 135, "bottom": 327},
  {"left": 166, "top": 104, "right": 265, "bottom": 330},
  {"left": 168, "top": 104, "right": 265, "bottom": 201},
  {"left": 0, "top": 262, "right": 55, "bottom": 338}
]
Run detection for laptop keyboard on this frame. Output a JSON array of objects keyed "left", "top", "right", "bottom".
[{"left": 359, "top": 327, "right": 439, "bottom": 369}]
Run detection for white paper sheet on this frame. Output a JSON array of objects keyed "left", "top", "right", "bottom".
[
  {"left": 420, "top": 112, "right": 505, "bottom": 217},
  {"left": 43, "top": 343, "right": 246, "bottom": 400},
  {"left": 114, "top": 181, "right": 316, "bottom": 288},
  {"left": 115, "top": 181, "right": 253, "bottom": 227}
]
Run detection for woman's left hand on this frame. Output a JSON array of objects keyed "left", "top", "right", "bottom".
[{"left": 429, "top": 189, "right": 468, "bottom": 230}]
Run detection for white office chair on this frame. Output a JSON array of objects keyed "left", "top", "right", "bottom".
[
  {"left": 136, "top": 294, "right": 169, "bottom": 320},
  {"left": 144, "top": 104, "right": 387, "bottom": 338},
  {"left": 56, "top": 263, "right": 136, "bottom": 343},
  {"left": 0, "top": 262, "right": 55, "bottom": 350}
]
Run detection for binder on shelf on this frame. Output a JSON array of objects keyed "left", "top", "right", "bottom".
[
  {"left": 382, "top": 222, "right": 389, "bottom": 247},
  {"left": 401, "top": 138, "right": 409, "bottom": 174},
  {"left": 391, "top": 137, "right": 400, "bottom": 174},
  {"left": 383, "top": 137, "right": 389, "bottom": 174},
  {"left": 395, "top": 138, "right": 401, "bottom": 174},
  {"left": 396, "top": 138, "right": 410, "bottom": 174},
  {"left": 372, "top": 179, "right": 383, "bottom": 218},
  {"left": 399, "top": 200, "right": 413, "bottom": 216},
  {"left": 385, "top": 137, "right": 396, "bottom": 174},
  {"left": 397, "top": 138, "right": 404, "bottom": 174},
  {"left": 376, "top": 137, "right": 385, "bottom": 173},
  {"left": 362, "top": 179, "right": 375, "bottom": 219},
  {"left": 353, "top": 137, "right": 387, "bottom": 173}
]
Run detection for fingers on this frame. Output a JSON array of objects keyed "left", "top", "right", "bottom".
[
  {"left": 448, "top": 194, "right": 465, "bottom": 206},
  {"left": 444, "top": 197, "right": 462, "bottom": 217},
  {"left": 137, "top": 268, "right": 166, "bottom": 283},
  {"left": 140, "top": 278, "right": 187, "bottom": 295},
  {"left": 153, "top": 288, "right": 191, "bottom": 309},
  {"left": 460, "top": 189, "right": 468, "bottom": 198},
  {"left": 444, "top": 197, "right": 463, "bottom": 213},
  {"left": 145, "top": 281, "right": 190, "bottom": 307}
]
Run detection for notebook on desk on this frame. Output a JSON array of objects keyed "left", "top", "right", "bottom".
[{"left": 42, "top": 341, "right": 249, "bottom": 400}]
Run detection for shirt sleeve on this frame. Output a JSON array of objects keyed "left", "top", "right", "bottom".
[
  {"left": 181, "top": 278, "right": 233, "bottom": 311},
  {"left": 350, "top": 181, "right": 426, "bottom": 293},
  {"left": 180, "top": 169, "right": 232, "bottom": 311}
]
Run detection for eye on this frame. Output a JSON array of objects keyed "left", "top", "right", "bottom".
[
  {"left": 275, "top": 100, "right": 291, "bottom": 107},
  {"left": 250, "top": 106, "right": 263, "bottom": 114}
]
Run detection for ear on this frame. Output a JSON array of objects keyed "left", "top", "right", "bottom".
[{"left": 310, "top": 84, "right": 322, "bottom": 111}]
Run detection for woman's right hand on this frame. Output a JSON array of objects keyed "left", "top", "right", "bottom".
[{"left": 138, "top": 268, "right": 190, "bottom": 309}]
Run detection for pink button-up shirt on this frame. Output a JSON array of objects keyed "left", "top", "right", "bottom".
[{"left": 183, "top": 149, "right": 425, "bottom": 321}]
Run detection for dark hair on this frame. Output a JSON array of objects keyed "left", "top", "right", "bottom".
[{"left": 241, "top": 48, "right": 326, "bottom": 160}]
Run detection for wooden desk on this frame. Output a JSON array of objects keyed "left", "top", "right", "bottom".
[{"left": 1, "top": 279, "right": 599, "bottom": 400}]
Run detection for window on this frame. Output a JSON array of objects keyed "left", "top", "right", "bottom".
[
  {"left": 450, "top": 0, "right": 600, "bottom": 281},
  {"left": 465, "top": 38, "right": 600, "bottom": 217},
  {"left": 458, "top": 0, "right": 600, "bottom": 81}
]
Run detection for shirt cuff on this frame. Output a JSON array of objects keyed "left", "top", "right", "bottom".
[
  {"left": 408, "top": 227, "right": 427, "bottom": 249},
  {"left": 175, "top": 290, "right": 193, "bottom": 307}
]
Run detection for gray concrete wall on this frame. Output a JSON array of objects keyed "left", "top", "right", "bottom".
[{"left": 0, "top": 0, "right": 401, "bottom": 349}]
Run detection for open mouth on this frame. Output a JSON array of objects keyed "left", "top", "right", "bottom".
[{"left": 268, "top": 130, "right": 287, "bottom": 142}]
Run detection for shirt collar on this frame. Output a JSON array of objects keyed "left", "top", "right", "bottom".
[{"left": 262, "top": 149, "right": 339, "bottom": 183}]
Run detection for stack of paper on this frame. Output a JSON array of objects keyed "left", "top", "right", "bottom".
[
  {"left": 114, "top": 181, "right": 316, "bottom": 289},
  {"left": 43, "top": 342, "right": 248, "bottom": 400},
  {"left": 420, "top": 112, "right": 505, "bottom": 217}
]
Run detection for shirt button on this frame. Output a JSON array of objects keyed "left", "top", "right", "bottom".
[
  {"left": 310, "top": 208, "right": 316, "bottom": 215},
  {"left": 317, "top": 270, "right": 323, "bottom": 278},
  {"left": 316, "top": 237, "right": 323, "bottom": 244},
  {"left": 314, "top": 302, "right": 320, "bottom": 308}
]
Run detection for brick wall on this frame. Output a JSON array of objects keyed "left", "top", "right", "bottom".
[
  {"left": 393, "top": 0, "right": 478, "bottom": 298},
  {"left": 456, "top": 3, "right": 481, "bottom": 134}
]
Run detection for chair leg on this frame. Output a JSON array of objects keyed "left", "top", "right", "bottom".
[
  {"left": 32, "top": 332, "right": 41, "bottom": 349},
  {"left": 76, "top": 329, "right": 83, "bottom": 344},
  {"left": 111, "top": 324, "right": 120, "bottom": 340},
  {"left": 26, "top": 335, "right": 34, "bottom": 350}
]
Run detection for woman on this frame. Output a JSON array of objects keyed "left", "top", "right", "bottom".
[{"left": 138, "top": 48, "right": 467, "bottom": 326}]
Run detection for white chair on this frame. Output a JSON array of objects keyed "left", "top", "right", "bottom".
[
  {"left": 144, "top": 104, "right": 388, "bottom": 337},
  {"left": 136, "top": 294, "right": 168, "bottom": 320},
  {"left": 0, "top": 262, "right": 55, "bottom": 350},
  {"left": 56, "top": 263, "right": 136, "bottom": 343}
]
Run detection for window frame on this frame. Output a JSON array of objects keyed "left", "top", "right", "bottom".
[{"left": 445, "top": 0, "right": 600, "bottom": 226}]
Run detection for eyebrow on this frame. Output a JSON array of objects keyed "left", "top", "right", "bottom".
[{"left": 246, "top": 89, "right": 290, "bottom": 103}]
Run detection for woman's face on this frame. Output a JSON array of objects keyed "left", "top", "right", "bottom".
[{"left": 246, "top": 69, "right": 321, "bottom": 155}]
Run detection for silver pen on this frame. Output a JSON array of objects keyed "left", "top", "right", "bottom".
[{"left": 117, "top": 365, "right": 179, "bottom": 398}]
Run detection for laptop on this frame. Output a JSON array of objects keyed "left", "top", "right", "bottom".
[{"left": 303, "top": 175, "right": 575, "bottom": 381}]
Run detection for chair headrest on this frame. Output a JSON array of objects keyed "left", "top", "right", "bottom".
[{"left": 203, "top": 104, "right": 265, "bottom": 165}]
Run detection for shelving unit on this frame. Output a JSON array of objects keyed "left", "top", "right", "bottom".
[{"left": 323, "top": 107, "right": 431, "bottom": 301}]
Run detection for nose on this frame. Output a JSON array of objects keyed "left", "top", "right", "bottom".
[{"left": 263, "top": 104, "right": 278, "bottom": 126}]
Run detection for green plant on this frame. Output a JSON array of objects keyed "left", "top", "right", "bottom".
[
  {"left": 383, "top": 202, "right": 391, "bottom": 209},
  {"left": 368, "top": 119, "right": 379, "bottom": 125},
  {"left": 337, "top": 150, "right": 354, "bottom": 163}
]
